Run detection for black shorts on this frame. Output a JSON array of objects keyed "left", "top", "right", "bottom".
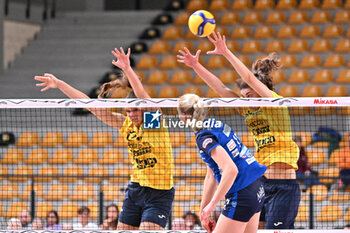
[{"left": 119, "top": 182, "right": 175, "bottom": 228}]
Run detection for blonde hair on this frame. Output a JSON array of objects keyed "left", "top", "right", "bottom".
[{"left": 178, "top": 94, "right": 207, "bottom": 131}]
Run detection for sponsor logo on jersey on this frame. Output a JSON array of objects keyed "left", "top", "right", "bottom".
[
  {"left": 202, "top": 138, "right": 213, "bottom": 149},
  {"left": 226, "top": 139, "right": 236, "bottom": 151}
]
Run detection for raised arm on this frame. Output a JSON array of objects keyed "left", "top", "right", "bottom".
[
  {"left": 34, "top": 73, "right": 125, "bottom": 128},
  {"left": 207, "top": 32, "right": 273, "bottom": 97},
  {"left": 177, "top": 48, "right": 238, "bottom": 98},
  {"left": 111, "top": 47, "right": 150, "bottom": 99}
]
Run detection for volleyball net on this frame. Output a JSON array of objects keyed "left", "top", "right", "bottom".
[{"left": 0, "top": 97, "right": 349, "bottom": 231}]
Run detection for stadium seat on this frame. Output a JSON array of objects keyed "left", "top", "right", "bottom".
[
  {"left": 242, "top": 41, "right": 262, "bottom": 54},
  {"left": 306, "top": 148, "right": 326, "bottom": 166},
  {"left": 288, "top": 70, "right": 310, "bottom": 83},
  {"left": 277, "top": 25, "right": 297, "bottom": 39},
  {"left": 243, "top": 12, "right": 263, "bottom": 25},
  {"left": 205, "top": 88, "right": 221, "bottom": 98},
  {"left": 175, "top": 148, "right": 199, "bottom": 164},
  {"left": 219, "top": 70, "right": 238, "bottom": 84},
  {"left": 328, "top": 148, "right": 341, "bottom": 166},
  {"left": 174, "top": 167, "right": 185, "bottom": 184},
  {"left": 265, "top": 12, "right": 285, "bottom": 24},
  {"left": 2, "top": 148, "right": 24, "bottom": 164},
  {"left": 148, "top": 40, "right": 171, "bottom": 54},
  {"left": 44, "top": 184, "right": 69, "bottom": 201},
  {"left": 40, "top": 131, "right": 63, "bottom": 147},
  {"left": 306, "top": 184, "right": 328, "bottom": 201},
  {"left": 188, "top": 165, "right": 206, "bottom": 183},
  {"left": 49, "top": 148, "right": 73, "bottom": 164},
  {"left": 231, "top": 26, "right": 252, "bottom": 39},
  {"left": 63, "top": 132, "right": 88, "bottom": 147},
  {"left": 5, "top": 202, "right": 28, "bottom": 218},
  {"left": 192, "top": 75, "right": 206, "bottom": 84},
  {"left": 296, "top": 205, "right": 308, "bottom": 222},
  {"left": 335, "top": 39, "right": 350, "bottom": 53},
  {"left": 301, "top": 85, "right": 323, "bottom": 97},
  {"left": 136, "top": 55, "right": 158, "bottom": 69},
  {"left": 300, "top": 25, "right": 320, "bottom": 38},
  {"left": 255, "top": 0, "right": 275, "bottom": 9},
  {"left": 172, "top": 203, "right": 184, "bottom": 218},
  {"left": 162, "top": 26, "right": 184, "bottom": 40},
  {"left": 186, "top": 0, "right": 208, "bottom": 11},
  {"left": 276, "top": 0, "right": 297, "bottom": 9},
  {"left": 317, "top": 205, "right": 342, "bottom": 222},
  {"left": 185, "top": 29, "right": 198, "bottom": 39},
  {"left": 102, "top": 185, "right": 122, "bottom": 201},
  {"left": 87, "top": 202, "right": 99, "bottom": 220},
  {"left": 25, "top": 148, "right": 49, "bottom": 164},
  {"left": 220, "top": 12, "right": 240, "bottom": 24},
  {"left": 293, "top": 132, "right": 312, "bottom": 147},
  {"left": 10, "top": 165, "right": 34, "bottom": 182},
  {"left": 300, "top": 54, "right": 321, "bottom": 68},
  {"left": 311, "top": 69, "right": 334, "bottom": 83},
  {"left": 323, "top": 54, "right": 345, "bottom": 68},
  {"left": 36, "top": 202, "right": 54, "bottom": 219},
  {"left": 265, "top": 40, "right": 285, "bottom": 53},
  {"left": 174, "top": 185, "right": 197, "bottom": 201},
  {"left": 159, "top": 56, "right": 178, "bottom": 69},
  {"left": 182, "top": 86, "right": 203, "bottom": 97},
  {"left": 326, "top": 85, "right": 347, "bottom": 97},
  {"left": 271, "top": 70, "right": 286, "bottom": 84},
  {"left": 319, "top": 167, "right": 340, "bottom": 185},
  {"left": 254, "top": 26, "right": 274, "bottom": 39},
  {"left": 323, "top": 25, "right": 344, "bottom": 38},
  {"left": 99, "top": 148, "right": 123, "bottom": 165},
  {"left": 310, "top": 10, "right": 331, "bottom": 24},
  {"left": 110, "top": 166, "right": 132, "bottom": 183},
  {"left": 59, "top": 202, "right": 79, "bottom": 220},
  {"left": 206, "top": 55, "right": 228, "bottom": 68},
  {"left": 280, "top": 54, "right": 298, "bottom": 68},
  {"left": 146, "top": 70, "right": 169, "bottom": 85},
  {"left": 226, "top": 40, "right": 240, "bottom": 52},
  {"left": 237, "top": 55, "right": 251, "bottom": 67},
  {"left": 329, "top": 190, "right": 350, "bottom": 202},
  {"left": 16, "top": 132, "right": 39, "bottom": 147},
  {"left": 59, "top": 166, "right": 84, "bottom": 183},
  {"left": 89, "top": 131, "right": 113, "bottom": 148},
  {"left": 174, "top": 12, "right": 190, "bottom": 25},
  {"left": 196, "top": 40, "right": 215, "bottom": 53},
  {"left": 169, "top": 132, "right": 187, "bottom": 147},
  {"left": 0, "top": 183, "right": 19, "bottom": 200},
  {"left": 346, "top": 0, "right": 350, "bottom": 8},
  {"left": 336, "top": 70, "right": 350, "bottom": 83},
  {"left": 288, "top": 11, "right": 308, "bottom": 24},
  {"left": 209, "top": 0, "right": 230, "bottom": 11},
  {"left": 344, "top": 208, "right": 350, "bottom": 221},
  {"left": 85, "top": 166, "right": 109, "bottom": 183},
  {"left": 231, "top": 0, "right": 253, "bottom": 10},
  {"left": 75, "top": 148, "right": 98, "bottom": 164},
  {"left": 288, "top": 39, "right": 309, "bottom": 53},
  {"left": 311, "top": 39, "right": 332, "bottom": 53},
  {"left": 70, "top": 184, "right": 96, "bottom": 201},
  {"left": 215, "top": 25, "right": 230, "bottom": 37},
  {"left": 299, "top": 0, "right": 320, "bottom": 9},
  {"left": 172, "top": 41, "right": 194, "bottom": 54},
  {"left": 334, "top": 10, "right": 350, "bottom": 23},
  {"left": 322, "top": 0, "right": 343, "bottom": 8},
  {"left": 158, "top": 86, "right": 180, "bottom": 98},
  {"left": 35, "top": 165, "right": 59, "bottom": 182},
  {"left": 114, "top": 133, "right": 128, "bottom": 148},
  {"left": 186, "top": 135, "right": 197, "bottom": 148},
  {"left": 0, "top": 165, "right": 8, "bottom": 181},
  {"left": 278, "top": 85, "right": 299, "bottom": 97}
]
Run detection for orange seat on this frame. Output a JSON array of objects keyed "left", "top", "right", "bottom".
[
  {"left": 301, "top": 85, "right": 323, "bottom": 97},
  {"left": 159, "top": 55, "right": 178, "bottom": 69},
  {"left": 70, "top": 184, "right": 96, "bottom": 201},
  {"left": 173, "top": 167, "right": 185, "bottom": 184},
  {"left": 329, "top": 190, "right": 350, "bottom": 202},
  {"left": 276, "top": 0, "right": 297, "bottom": 8},
  {"left": 209, "top": 0, "right": 230, "bottom": 11},
  {"left": 219, "top": 70, "right": 238, "bottom": 84},
  {"left": 188, "top": 165, "right": 206, "bottom": 183},
  {"left": 183, "top": 85, "right": 203, "bottom": 96},
  {"left": 220, "top": 12, "right": 240, "bottom": 24},
  {"left": 0, "top": 183, "right": 19, "bottom": 200},
  {"left": 296, "top": 205, "right": 309, "bottom": 222},
  {"left": 162, "top": 26, "right": 184, "bottom": 40},
  {"left": 265, "top": 12, "right": 285, "bottom": 24},
  {"left": 174, "top": 12, "right": 190, "bottom": 25},
  {"left": 243, "top": 12, "right": 263, "bottom": 25},
  {"left": 40, "top": 131, "right": 63, "bottom": 147},
  {"left": 326, "top": 85, "right": 347, "bottom": 97},
  {"left": 75, "top": 148, "right": 98, "bottom": 164},
  {"left": 63, "top": 131, "right": 88, "bottom": 147},
  {"left": 99, "top": 148, "right": 123, "bottom": 165},
  {"left": 10, "top": 165, "right": 34, "bottom": 182},
  {"left": 278, "top": 85, "right": 299, "bottom": 97},
  {"left": 206, "top": 88, "right": 221, "bottom": 98},
  {"left": 25, "top": 148, "right": 49, "bottom": 164},
  {"left": 0, "top": 165, "right": 8, "bottom": 181},
  {"left": 102, "top": 184, "right": 122, "bottom": 201},
  {"left": 323, "top": 25, "right": 344, "bottom": 38},
  {"left": 288, "top": 39, "right": 309, "bottom": 53},
  {"left": 192, "top": 75, "right": 206, "bottom": 84},
  {"left": 237, "top": 55, "right": 251, "bottom": 67},
  {"left": 280, "top": 54, "right": 298, "bottom": 68},
  {"left": 172, "top": 41, "right": 193, "bottom": 54},
  {"left": 311, "top": 70, "right": 334, "bottom": 83},
  {"left": 334, "top": 10, "right": 350, "bottom": 23},
  {"left": 169, "top": 132, "right": 187, "bottom": 147},
  {"left": 241, "top": 41, "right": 262, "bottom": 53},
  {"left": 254, "top": 26, "right": 274, "bottom": 39},
  {"left": 146, "top": 70, "right": 169, "bottom": 85},
  {"left": 277, "top": 25, "right": 297, "bottom": 38},
  {"left": 346, "top": 0, "right": 350, "bottom": 9},
  {"left": 186, "top": 135, "right": 197, "bottom": 148},
  {"left": 186, "top": 0, "right": 208, "bottom": 11},
  {"left": 294, "top": 132, "right": 312, "bottom": 147},
  {"left": 226, "top": 40, "right": 240, "bottom": 52},
  {"left": 174, "top": 185, "right": 197, "bottom": 201},
  {"left": 175, "top": 148, "right": 199, "bottom": 164},
  {"left": 289, "top": 70, "right": 310, "bottom": 83},
  {"left": 36, "top": 202, "right": 54, "bottom": 219},
  {"left": 49, "top": 148, "right": 73, "bottom": 164},
  {"left": 85, "top": 166, "right": 109, "bottom": 183},
  {"left": 231, "top": 26, "right": 252, "bottom": 39},
  {"left": 185, "top": 29, "right": 199, "bottom": 39},
  {"left": 271, "top": 70, "right": 286, "bottom": 84},
  {"left": 317, "top": 205, "right": 342, "bottom": 222},
  {"left": 255, "top": 0, "right": 275, "bottom": 9},
  {"left": 336, "top": 70, "right": 350, "bottom": 83},
  {"left": 59, "top": 166, "right": 84, "bottom": 183},
  {"left": 35, "top": 165, "right": 59, "bottom": 182},
  {"left": 136, "top": 55, "right": 158, "bottom": 69},
  {"left": 300, "top": 54, "right": 321, "bottom": 68},
  {"left": 300, "top": 25, "right": 320, "bottom": 38},
  {"left": 113, "top": 134, "right": 128, "bottom": 148},
  {"left": 16, "top": 132, "right": 39, "bottom": 147},
  {"left": 110, "top": 166, "right": 132, "bottom": 183},
  {"left": 44, "top": 184, "right": 69, "bottom": 201},
  {"left": 299, "top": 0, "right": 320, "bottom": 9},
  {"left": 334, "top": 39, "right": 350, "bottom": 53},
  {"left": 5, "top": 202, "right": 28, "bottom": 218},
  {"left": 2, "top": 148, "right": 24, "bottom": 164},
  {"left": 322, "top": 0, "right": 343, "bottom": 8},
  {"left": 172, "top": 203, "right": 184, "bottom": 218},
  {"left": 231, "top": 0, "right": 253, "bottom": 10},
  {"left": 58, "top": 202, "right": 79, "bottom": 220},
  {"left": 214, "top": 25, "right": 230, "bottom": 37},
  {"left": 306, "top": 148, "right": 326, "bottom": 166},
  {"left": 87, "top": 202, "right": 99, "bottom": 220},
  {"left": 170, "top": 70, "right": 193, "bottom": 85},
  {"left": 196, "top": 40, "right": 215, "bottom": 53},
  {"left": 311, "top": 39, "right": 332, "bottom": 53},
  {"left": 288, "top": 11, "right": 308, "bottom": 24},
  {"left": 323, "top": 54, "right": 345, "bottom": 68},
  {"left": 148, "top": 40, "right": 171, "bottom": 54},
  {"left": 319, "top": 167, "right": 340, "bottom": 185},
  {"left": 310, "top": 10, "right": 331, "bottom": 24},
  {"left": 345, "top": 208, "right": 350, "bottom": 222},
  {"left": 158, "top": 86, "right": 180, "bottom": 98},
  {"left": 306, "top": 184, "right": 328, "bottom": 201},
  {"left": 206, "top": 55, "right": 228, "bottom": 68}
]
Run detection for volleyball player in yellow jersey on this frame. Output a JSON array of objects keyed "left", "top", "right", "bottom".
[
  {"left": 34, "top": 47, "right": 174, "bottom": 230},
  {"left": 177, "top": 32, "right": 300, "bottom": 229}
]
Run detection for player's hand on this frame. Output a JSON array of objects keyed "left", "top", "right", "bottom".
[
  {"left": 177, "top": 47, "right": 201, "bottom": 68},
  {"left": 207, "top": 31, "right": 228, "bottom": 55},
  {"left": 200, "top": 202, "right": 216, "bottom": 233},
  {"left": 34, "top": 73, "right": 60, "bottom": 92},
  {"left": 112, "top": 47, "right": 131, "bottom": 70}
]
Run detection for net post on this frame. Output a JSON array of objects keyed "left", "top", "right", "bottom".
[
  {"left": 98, "top": 182, "right": 104, "bottom": 225},
  {"left": 309, "top": 190, "right": 314, "bottom": 229},
  {"left": 30, "top": 178, "right": 36, "bottom": 219}
]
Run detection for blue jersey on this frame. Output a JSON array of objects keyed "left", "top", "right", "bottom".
[{"left": 196, "top": 119, "right": 267, "bottom": 194}]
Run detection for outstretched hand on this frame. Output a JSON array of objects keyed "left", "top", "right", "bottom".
[
  {"left": 112, "top": 47, "right": 131, "bottom": 70},
  {"left": 177, "top": 47, "right": 201, "bottom": 68},
  {"left": 34, "top": 73, "right": 60, "bottom": 92},
  {"left": 207, "top": 31, "right": 228, "bottom": 55}
]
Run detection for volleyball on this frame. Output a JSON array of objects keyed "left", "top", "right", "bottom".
[{"left": 188, "top": 10, "right": 216, "bottom": 37}]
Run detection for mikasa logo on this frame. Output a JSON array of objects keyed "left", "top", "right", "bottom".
[{"left": 313, "top": 98, "right": 338, "bottom": 104}]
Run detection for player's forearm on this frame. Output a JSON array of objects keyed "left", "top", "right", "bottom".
[
  {"left": 123, "top": 66, "right": 150, "bottom": 99},
  {"left": 210, "top": 168, "right": 237, "bottom": 206},
  {"left": 56, "top": 80, "right": 90, "bottom": 99},
  {"left": 200, "top": 173, "right": 217, "bottom": 211}
]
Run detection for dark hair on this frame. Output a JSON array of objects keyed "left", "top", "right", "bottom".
[
  {"left": 46, "top": 210, "right": 59, "bottom": 225},
  {"left": 183, "top": 210, "right": 201, "bottom": 227},
  {"left": 78, "top": 206, "right": 90, "bottom": 215},
  {"left": 105, "top": 204, "right": 119, "bottom": 229},
  {"left": 240, "top": 53, "right": 281, "bottom": 91},
  {"left": 126, "top": 90, "right": 137, "bottom": 98},
  {"left": 98, "top": 72, "right": 131, "bottom": 98}
]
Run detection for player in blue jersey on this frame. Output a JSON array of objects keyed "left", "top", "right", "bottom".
[{"left": 177, "top": 94, "right": 267, "bottom": 233}]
